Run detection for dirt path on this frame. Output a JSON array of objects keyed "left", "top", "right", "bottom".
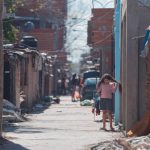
[{"left": 1, "top": 96, "right": 123, "bottom": 150}]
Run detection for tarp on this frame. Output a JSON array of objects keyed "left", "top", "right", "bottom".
[
  {"left": 84, "top": 78, "right": 99, "bottom": 86},
  {"left": 83, "top": 70, "right": 100, "bottom": 80},
  {"left": 143, "top": 27, "right": 150, "bottom": 49},
  {"left": 140, "top": 26, "right": 150, "bottom": 57}
]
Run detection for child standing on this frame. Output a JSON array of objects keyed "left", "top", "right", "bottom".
[{"left": 96, "top": 73, "right": 119, "bottom": 131}]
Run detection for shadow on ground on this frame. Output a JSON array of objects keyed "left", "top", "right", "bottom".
[
  {"left": 4, "top": 123, "right": 46, "bottom": 134},
  {"left": 0, "top": 138, "right": 30, "bottom": 150}
]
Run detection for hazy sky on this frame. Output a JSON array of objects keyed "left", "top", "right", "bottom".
[{"left": 66, "top": 0, "right": 114, "bottom": 63}]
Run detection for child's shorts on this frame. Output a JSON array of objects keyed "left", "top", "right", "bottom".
[{"left": 100, "top": 98, "right": 113, "bottom": 111}]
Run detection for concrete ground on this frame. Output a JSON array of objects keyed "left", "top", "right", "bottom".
[{"left": 0, "top": 96, "right": 124, "bottom": 150}]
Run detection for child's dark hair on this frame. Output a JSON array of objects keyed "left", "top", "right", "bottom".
[{"left": 97, "top": 73, "right": 122, "bottom": 93}]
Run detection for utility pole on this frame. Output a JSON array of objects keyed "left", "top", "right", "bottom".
[{"left": 0, "top": 0, "right": 4, "bottom": 138}]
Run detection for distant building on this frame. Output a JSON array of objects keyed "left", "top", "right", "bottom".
[
  {"left": 14, "top": 0, "right": 67, "bottom": 53},
  {"left": 87, "top": 8, "right": 114, "bottom": 75}
]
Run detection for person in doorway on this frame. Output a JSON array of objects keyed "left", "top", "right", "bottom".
[{"left": 96, "top": 73, "right": 120, "bottom": 131}]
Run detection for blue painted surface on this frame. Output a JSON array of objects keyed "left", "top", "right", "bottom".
[
  {"left": 143, "top": 29, "right": 150, "bottom": 50},
  {"left": 114, "top": 0, "right": 121, "bottom": 125},
  {"left": 84, "top": 78, "right": 100, "bottom": 86}
]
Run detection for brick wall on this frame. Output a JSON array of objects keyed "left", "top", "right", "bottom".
[
  {"left": 29, "top": 29, "right": 55, "bottom": 52},
  {"left": 90, "top": 8, "right": 114, "bottom": 46},
  {"left": 15, "top": 0, "right": 67, "bottom": 53},
  {"left": 88, "top": 8, "right": 114, "bottom": 75}
]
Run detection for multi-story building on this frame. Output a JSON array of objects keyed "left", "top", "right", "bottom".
[
  {"left": 87, "top": 8, "right": 114, "bottom": 75},
  {"left": 14, "top": 0, "right": 67, "bottom": 53}
]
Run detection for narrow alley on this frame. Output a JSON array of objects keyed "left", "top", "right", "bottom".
[
  {"left": 1, "top": 96, "right": 122, "bottom": 150},
  {"left": 1, "top": 0, "right": 150, "bottom": 149}
]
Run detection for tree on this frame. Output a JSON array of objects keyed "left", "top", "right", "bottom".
[
  {"left": 0, "top": 0, "right": 4, "bottom": 138},
  {"left": 3, "top": 0, "right": 18, "bottom": 43},
  {"left": 3, "top": 18, "right": 18, "bottom": 43},
  {"left": 14, "top": 0, "right": 48, "bottom": 9},
  {"left": 3, "top": 0, "right": 49, "bottom": 43}
]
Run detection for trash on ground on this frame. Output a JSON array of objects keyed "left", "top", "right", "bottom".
[
  {"left": 3, "top": 99, "right": 24, "bottom": 122},
  {"left": 52, "top": 97, "right": 60, "bottom": 104},
  {"left": 43, "top": 96, "right": 53, "bottom": 103},
  {"left": 92, "top": 134, "right": 150, "bottom": 150},
  {"left": 32, "top": 103, "right": 45, "bottom": 112},
  {"left": 80, "top": 99, "right": 93, "bottom": 106}
]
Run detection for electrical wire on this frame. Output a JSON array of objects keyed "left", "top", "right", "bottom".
[
  {"left": 3, "top": 1, "right": 114, "bottom": 49},
  {"left": 94, "top": 0, "right": 114, "bottom": 8},
  {"left": 92, "top": 0, "right": 95, "bottom": 9},
  {"left": 92, "top": 33, "right": 113, "bottom": 45},
  {"left": 138, "top": 0, "right": 150, "bottom": 10}
]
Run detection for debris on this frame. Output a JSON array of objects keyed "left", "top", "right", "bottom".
[
  {"left": 3, "top": 99, "right": 24, "bottom": 122},
  {"left": 43, "top": 96, "right": 53, "bottom": 103},
  {"left": 32, "top": 103, "right": 44, "bottom": 112},
  {"left": 91, "top": 140, "right": 125, "bottom": 150},
  {"left": 91, "top": 135, "right": 150, "bottom": 150},
  {"left": 127, "top": 110, "right": 150, "bottom": 137},
  {"left": 52, "top": 97, "right": 60, "bottom": 104},
  {"left": 80, "top": 99, "right": 93, "bottom": 106}
]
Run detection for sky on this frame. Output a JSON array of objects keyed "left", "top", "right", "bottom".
[{"left": 66, "top": 0, "right": 114, "bottom": 63}]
